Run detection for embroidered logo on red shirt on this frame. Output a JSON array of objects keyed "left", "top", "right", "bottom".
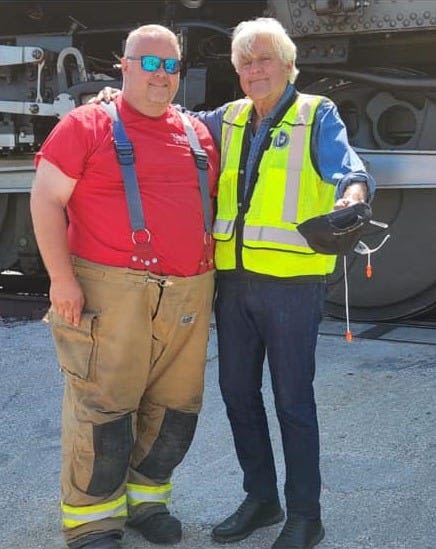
[{"left": 171, "top": 132, "right": 189, "bottom": 145}]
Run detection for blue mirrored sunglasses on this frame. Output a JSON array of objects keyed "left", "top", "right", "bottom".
[{"left": 127, "top": 55, "right": 181, "bottom": 74}]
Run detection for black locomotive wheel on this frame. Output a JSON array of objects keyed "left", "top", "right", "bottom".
[{"left": 325, "top": 188, "right": 436, "bottom": 321}]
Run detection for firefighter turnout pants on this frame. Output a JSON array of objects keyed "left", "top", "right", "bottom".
[{"left": 49, "top": 257, "right": 215, "bottom": 547}]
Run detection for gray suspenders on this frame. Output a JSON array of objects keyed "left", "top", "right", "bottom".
[
  {"left": 101, "top": 102, "right": 213, "bottom": 272},
  {"left": 178, "top": 111, "right": 212, "bottom": 235}
]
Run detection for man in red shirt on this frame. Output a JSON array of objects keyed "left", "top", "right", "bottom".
[{"left": 31, "top": 24, "right": 219, "bottom": 549}]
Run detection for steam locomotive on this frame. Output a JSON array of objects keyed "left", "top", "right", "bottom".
[{"left": 1, "top": 0, "right": 435, "bottom": 320}]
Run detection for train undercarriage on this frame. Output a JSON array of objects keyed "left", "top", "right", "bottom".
[{"left": 1, "top": 0, "right": 435, "bottom": 320}]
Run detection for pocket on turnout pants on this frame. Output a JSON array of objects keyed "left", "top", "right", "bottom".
[{"left": 48, "top": 309, "right": 99, "bottom": 381}]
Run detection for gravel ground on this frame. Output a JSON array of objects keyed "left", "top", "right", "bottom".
[{"left": 0, "top": 318, "right": 435, "bottom": 549}]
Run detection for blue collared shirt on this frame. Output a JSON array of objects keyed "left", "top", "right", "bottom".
[{"left": 195, "top": 83, "right": 376, "bottom": 201}]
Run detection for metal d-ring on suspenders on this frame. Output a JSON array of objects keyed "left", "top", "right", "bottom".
[{"left": 101, "top": 102, "right": 213, "bottom": 272}]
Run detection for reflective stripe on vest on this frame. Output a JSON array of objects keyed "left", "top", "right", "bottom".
[
  {"left": 243, "top": 224, "right": 309, "bottom": 248},
  {"left": 220, "top": 99, "right": 249, "bottom": 172},
  {"left": 62, "top": 494, "right": 127, "bottom": 529},
  {"left": 127, "top": 481, "right": 172, "bottom": 507},
  {"left": 213, "top": 219, "right": 235, "bottom": 236},
  {"left": 281, "top": 97, "right": 313, "bottom": 224}
]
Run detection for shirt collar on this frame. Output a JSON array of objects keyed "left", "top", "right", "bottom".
[{"left": 263, "top": 82, "right": 295, "bottom": 122}]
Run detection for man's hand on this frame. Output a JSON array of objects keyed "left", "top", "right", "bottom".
[
  {"left": 89, "top": 86, "right": 121, "bottom": 104},
  {"left": 334, "top": 182, "right": 368, "bottom": 210},
  {"left": 50, "top": 277, "right": 85, "bottom": 327}
]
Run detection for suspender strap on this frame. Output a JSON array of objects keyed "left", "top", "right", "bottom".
[
  {"left": 101, "top": 102, "right": 159, "bottom": 270},
  {"left": 101, "top": 102, "right": 145, "bottom": 232},
  {"left": 101, "top": 102, "right": 212, "bottom": 273},
  {"left": 178, "top": 112, "right": 212, "bottom": 235}
]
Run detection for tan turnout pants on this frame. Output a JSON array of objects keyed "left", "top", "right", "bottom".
[{"left": 49, "top": 257, "right": 215, "bottom": 547}]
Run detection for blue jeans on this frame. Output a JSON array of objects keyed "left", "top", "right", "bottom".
[{"left": 215, "top": 275, "right": 325, "bottom": 519}]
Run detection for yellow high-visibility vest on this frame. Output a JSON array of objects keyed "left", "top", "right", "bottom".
[{"left": 213, "top": 93, "right": 337, "bottom": 277}]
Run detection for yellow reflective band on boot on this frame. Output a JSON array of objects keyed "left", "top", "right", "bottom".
[
  {"left": 127, "top": 482, "right": 172, "bottom": 507},
  {"left": 62, "top": 494, "right": 127, "bottom": 529}
]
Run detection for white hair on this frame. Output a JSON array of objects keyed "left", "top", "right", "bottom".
[{"left": 231, "top": 17, "right": 299, "bottom": 83}]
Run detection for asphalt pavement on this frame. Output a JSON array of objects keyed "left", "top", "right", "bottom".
[{"left": 0, "top": 319, "right": 435, "bottom": 549}]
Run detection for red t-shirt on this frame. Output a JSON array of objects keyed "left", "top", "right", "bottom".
[{"left": 35, "top": 97, "right": 219, "bottom": 276}]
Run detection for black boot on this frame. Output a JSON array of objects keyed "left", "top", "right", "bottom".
[
  {"left": 82, "top": 537, "right": 121, "bottom": 548},
  {"left": 212, "top": 495, "right": 284, "bottom": 543},
  {"left": 70, "top": 532, "right": 123, "bottom": 548},
  {"left": 129, "top": 504, "right": 182, "bottom": 545},
  {"left": 271, "top": 517, "right": 325, "bottom": 549}
]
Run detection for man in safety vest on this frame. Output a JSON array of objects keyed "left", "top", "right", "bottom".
[{"left": 197, "top": 17, "right": 376, "bottom": 549}]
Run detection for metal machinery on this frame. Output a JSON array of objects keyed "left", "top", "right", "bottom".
[{"left": 1, "top": 0, "right": 435, "bottom": 320}]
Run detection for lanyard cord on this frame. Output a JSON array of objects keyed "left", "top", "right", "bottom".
[
  {"left": 343, "top": 255, "right": 353, "bottom": 342},
  {"left": 343, "top": 233, "right": 391, "bottom": 341}
]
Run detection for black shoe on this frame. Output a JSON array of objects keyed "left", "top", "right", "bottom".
[
  {"left": 212, "top": 495, "right": 285, "bottom": 543},
  {"left": 83, "top": 538, "right": 121, "bottom": 549},
  {"left": 272, "top": 518, "right": 325, "bottom": 549},
  {"left": 130, "top": 505, "right": 182, "bottom": 545},
  {"left": 77, "top": 534, "right": 122, "bottom": 548}
]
